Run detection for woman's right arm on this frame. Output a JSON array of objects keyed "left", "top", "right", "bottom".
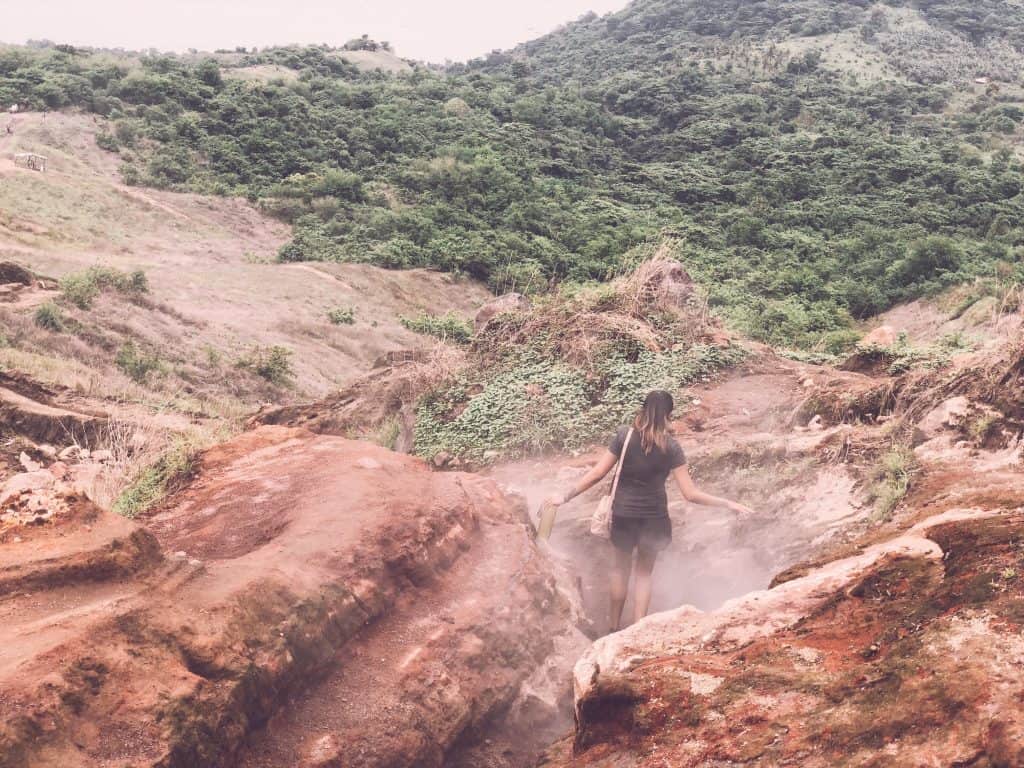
[{"left": 546, "top": 450, "right": 618, "bottom": 507}]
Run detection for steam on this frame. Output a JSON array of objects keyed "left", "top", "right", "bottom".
[{"left": 490, "top": 456, "right": 860, "bottom": 631}]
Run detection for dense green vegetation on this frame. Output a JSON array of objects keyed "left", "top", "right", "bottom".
[
  {"left": 412, "top": 257, "right": 744, "bottom": 462},
  {"left": 4, "top": 0, "right": 1024, "bottom": 345}
]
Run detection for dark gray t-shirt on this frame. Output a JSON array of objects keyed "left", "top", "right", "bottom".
[{"left": 608, "top": 426, "right": 687, "bottom": 518}]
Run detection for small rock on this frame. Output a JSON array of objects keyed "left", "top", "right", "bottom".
[
  {"left": 12, "top": 536, "right": 23, "bottom": 543},
  {"left": 188, "top": 558, "right": 202, "bottom": 567},
  {"left": 807, "top": 415, "right": 824, "bottom": 431},
  {"left": 58, "top": 446, "right": 81, "bottom": 461},
  {"left": 79, "top": 449, "right": 91, "bottom": 460},
  {"left": 19, "top": 452, "right": 42, "bottom": 473},
  {"left": 90, "top": 449, "right": 114, "bottom": 463},
  {"left": 432, "top": 451, "right": 452, "bottom": 469},
  {"left": 353, "top": 457, "right": 383, "bottom": 470},
  {"left": 173, "top": 550, "right": 188, "bottom": 559},
  {"left": 38, "top": 444, "right": 57, "bottom": 459},
  {"left": 802, "top": 377, "right": 814, "bottom": 388}
]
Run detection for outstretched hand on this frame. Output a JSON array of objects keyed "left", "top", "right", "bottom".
[
  {"left": 729, "top": 501, "right": 757, "bottom": 519},
  {"left": 544, "top": 494, "right": 565, "bottom": 508}
]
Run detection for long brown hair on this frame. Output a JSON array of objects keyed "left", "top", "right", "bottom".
[{"left": 633, "top": 390, "right": 674, "bottom": 454}]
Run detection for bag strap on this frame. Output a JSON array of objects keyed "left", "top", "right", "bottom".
[{"left": 609, "top": 428, "right": 634, "bottom": 503}]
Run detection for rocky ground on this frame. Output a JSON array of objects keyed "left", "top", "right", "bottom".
[
  {"left": 539, "top": 336, "right": 1024, "bottom": 767},
  {"left": 0, "top": 426, "right": 586, "bottom": 768}
]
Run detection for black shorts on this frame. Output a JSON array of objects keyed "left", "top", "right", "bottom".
[{"left": 610, "top": 515, "right": 672, "bottom": 554}]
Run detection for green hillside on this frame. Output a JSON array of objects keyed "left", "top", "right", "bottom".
[{"left": 3, "top": 0, "right": 1024, "bottom": 345}]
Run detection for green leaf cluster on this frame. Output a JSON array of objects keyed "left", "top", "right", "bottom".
[{"left": 413, "top": 343, "right": 742, "bottom": 463}]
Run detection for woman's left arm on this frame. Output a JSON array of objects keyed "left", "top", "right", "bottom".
[
  {"left": 672, "top": 465, "right": 755, "bottom": 517},
  {"left": 547, "top": 450, "right": 618, "bottom": 506}
]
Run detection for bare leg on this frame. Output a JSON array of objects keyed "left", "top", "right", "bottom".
[
  {"left": 632, "top": 547, "right": 659, "bottom": 625},
  {"left": 608, "top": 547, "right": 632, "bottom": 633}
]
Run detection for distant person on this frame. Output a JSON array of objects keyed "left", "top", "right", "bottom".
[{"left": 547, "top": 390, "right": 754, "bottom": 632}]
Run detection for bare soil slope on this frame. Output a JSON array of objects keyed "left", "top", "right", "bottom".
[{"left": 0, "top": 112, "right": 489, "bottom": 400}]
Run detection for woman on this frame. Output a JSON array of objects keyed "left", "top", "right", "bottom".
[{"left": 547, "top": 390, "right": 753, "bottom": 632}]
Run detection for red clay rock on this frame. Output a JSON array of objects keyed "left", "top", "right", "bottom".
[
  {"left": 0, "top": 426, "right": 583, "bottom": 768},
  {"left": 540, "top": 338, "right": 1024, "bottom": 768},
  {"left": 860, "top": 324, "right": 898, "bottom": 347}
]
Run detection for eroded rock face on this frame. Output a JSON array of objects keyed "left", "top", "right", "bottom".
[
  {"left": 0, "top": 426, "right": 584, "bottom": 768},
  {"left": 539, "top": 339, "right": 1024, "bottom": 767},
  {"left": 539, "top": 506, "right": 1024, "bottom": 767}
]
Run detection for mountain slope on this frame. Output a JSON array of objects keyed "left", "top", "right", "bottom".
[{"left": 3, "top": 3, "right": 1024, "bottom": 346}]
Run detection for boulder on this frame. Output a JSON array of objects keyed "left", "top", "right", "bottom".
[
  {"left": 0, "top": 261, "right": 34, "bottom": 286},
  {"left": 860, "top": 324, "right": 898, "bottom": 347},
  {"left": 47, "top": 461, "right": 70, "bottom": 480},
  {"left": 19, "top": 452, "right": 41, "bottom": 472},
  {"left": 59, "top": 445, "right": 82, "bottom": 461},
  {"left": 917, "top": 396, "right": 971, "bottom": 440},
  {"left": 474, "top": 292, "right": 531, "bottom": 331}
]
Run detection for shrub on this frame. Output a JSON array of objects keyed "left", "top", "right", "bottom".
[
  {"left": 115, "top": 341, "right": 163, "bottom": 382},
  {"left": 34, "top": 302, "right": 65, "bottom": 331},
  {"left": 236, "top": 345, "right": 295, "bottom": 386},
  {"left": 400, "top": 312, "right": 473, "bottom": 344},
  {"left": 820, "top": 328, "right": 862, "bottom": 356},
  {"left": 327, "top": 306, "right": 356, "bottom": 325},
  {"left": 59, "top": 266, "right": 149, "bottom": 309},
  {"left": 95, "top": 132, "right": 120, "bottom": 152}
]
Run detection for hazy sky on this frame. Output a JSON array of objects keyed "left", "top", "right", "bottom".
[{"left": 3, "top": 0, "right": 630, "bottom": 63}]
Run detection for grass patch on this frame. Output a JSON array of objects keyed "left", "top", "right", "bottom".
[
  {"left": 866, "top": 445, "right": 918, "bottom": 522},
  {"left": 33, "top": 302, "right": 66, "bottom": 332},
  {"left": 113, "top": 442, "right": 198, "bottom": 519},
  {"left": 236, "top": 345, "right": 296, "bottom": 386},
  {"left": 375, "top": 415, "right": 402, "bottom": 450},
  {"left": 60, "top": 266, "right": 149, "bottom": 309},
  {"left": 400, "top": 312, "right": 472, "bottom": 345},
  {"left": 854, "top": 332, "right": 972, "bottom": 375},
  {"left": 409, "top": 254, "right": 742, "bottom": 463},
  {"left": 414, "top": 344, "right": 742, "bottom": 463}
]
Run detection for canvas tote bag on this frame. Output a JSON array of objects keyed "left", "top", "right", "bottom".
[{"left": 590, "top": 427, "right": 634, "bottom": 538}]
